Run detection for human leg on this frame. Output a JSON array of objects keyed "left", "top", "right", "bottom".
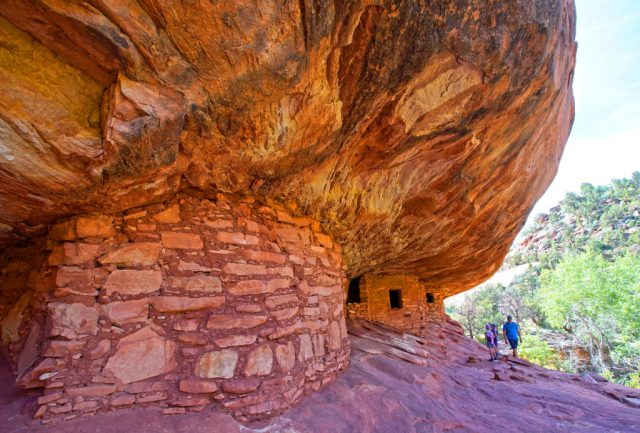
[{"left": 508, "top": 338, "right": 519, "bottom": 357}]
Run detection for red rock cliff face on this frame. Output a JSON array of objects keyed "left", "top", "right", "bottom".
[{"left": 0, "top": 1, "right": 575, "bottom": 295}]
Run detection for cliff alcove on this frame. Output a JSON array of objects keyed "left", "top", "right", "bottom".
[
  {"left": 0, "top": 0, "right": 576, "bottom": 291},
  {"left": 0, "top": 0, "right": 579, "bottom": 426}
]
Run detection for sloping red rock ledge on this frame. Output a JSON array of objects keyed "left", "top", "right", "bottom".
[{"left": 2, "top": 318, "right": 638, "bottom": 433}]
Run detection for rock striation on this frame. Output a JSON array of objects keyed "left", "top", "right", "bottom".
[{"left": 0, "top": 0, "right": 576, "bottom": 293}]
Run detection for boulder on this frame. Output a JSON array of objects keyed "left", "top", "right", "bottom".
[
  {"left": 298, "top": 334, "right": 314, "bottom": 362},
  {"left": 44, "top": 340, "right": 86, "bottom": 357},
  {"left": 66, "top": 384, "right": 117, "bottom": 397},
  {"left": 98, "top": 243, "right": 162, "bottom": 267},
  {"left": 55, "top": 267, "right": 92, "bottom": 288},
  {"left": 222, "top": 263, "right": 267, "bottom": 276},
  {"left": 101, "top": 299, "right": 149, "bottom": 326},
  {"left": 63, "top": 243, "right": 101, "bottom": 265},
  {"left": 17, "top": 323, "right": 41, "bottom": 376},
  {"left": 48, "top": 303, "right": 99, "bottom": 339},
  {"left": 244, "top": 345, "right": 273, "bottom": 376},
  {"left": 153, "top": 204, "right": 181, "bottom": 224},
  {"left": 103, "top": 326, "right": 177, "bottom": 384},
  {"left": 76, "top": 216, "right": 116, "bottom": 238},
  {"left": 103, "top": 270, "right": 162, "bottom": 296},
  {"left": 206, "top": 314, "right": 268, "bottom": 330},
  {"left": 195, "top": 350, "right": 238, "bottom": 379},
  {"left": 169, "top": 276, "right": 222, "bottom": 293},
  {"left": 179, "top": 379, "right": 218, "bottom": 394},
  {"left": 160, "top": 232, "right": 203, "bottom": 250},
  {"left": 222, "top": 378, "right": 260, "bottom": 395},
  {"left": 89, "top": 339, "right": 112, "bottom": 360},
  {"left": 327, "top": 321, "right": 342, "bottom": 350},
  {"left": 275, "top": 341, "right": 296, "bottom": 372},
  {"left": 151, "top": 296, "right": 225, "bottom": 313},
  {"left": 215, "top": 334, "right": 257, "bottom": 348},
  {"left": 312, "top": 334, "right": 326, "bottom": 358},
  {"left": 229, "top": 279, "right": 290, "bottom": 295}
]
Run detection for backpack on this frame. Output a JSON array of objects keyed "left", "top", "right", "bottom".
[{"left": 485, "top": 331, "right": 495, "bottom": 344}]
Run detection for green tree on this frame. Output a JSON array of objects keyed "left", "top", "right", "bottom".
[
  {"left": 540, "top": 249, "right": 640, "bottom": 376},
  {"left": 519, "top": 334, "right": 564, "bottom": 370},
  {"left": 450, "top": 284, "right": 504, "bottom": 341},
  {"left": 473, "top": 172, "right": 640, "bottom": 385}
]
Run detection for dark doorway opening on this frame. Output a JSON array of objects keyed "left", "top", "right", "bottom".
[
  {"left": 389, "top": 289, "right": 402, "bottom": 309},
  {"left": 426, "top": 293, "right": 435, "bottom": 304},
  {"left": 347, "top": 276, "right": 361, "bottom": 303}
]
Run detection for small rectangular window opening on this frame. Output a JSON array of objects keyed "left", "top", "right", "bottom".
[
  {"left": 426, "top": 293, "right": 435, "bottom": 304},
  {"left": 347, "top": 277, "right": 361, "bottom": 304},
  {"left": 389, "top": 289, "right": 402, "bottom": 309}
]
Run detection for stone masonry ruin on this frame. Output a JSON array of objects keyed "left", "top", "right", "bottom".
[
  {"left": 346, "top": 274, "right": 445, "bottom": 334},
  {"left": 0, "top": 193, "right": 348, "bottom": 423}
]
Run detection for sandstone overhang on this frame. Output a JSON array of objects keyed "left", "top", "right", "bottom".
[{"left": 0, "top": 0, "right": 576, "bottom": 294}]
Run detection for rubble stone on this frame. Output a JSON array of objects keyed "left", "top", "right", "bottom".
[
  {"left": 103, "top": 270, "right": 162, "bottom": 296},
  {"left": 244, "top": 345, "right": 273, "bottom": 376},
  {"left": 48, "top": 303, "right": 99, "bottom": 339},
  {"left": 103, "top": 326, "right": 177, "bottom": 384},
  {"left": 196, "top": 350, "right": 238, "bottom": 379}
]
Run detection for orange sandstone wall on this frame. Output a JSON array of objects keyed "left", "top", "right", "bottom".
[
  {"left": 0, "top": 193, "right": 349, "bottom": 424},
  {"left": 347, "top": 274, "right": 445, "bottom": 334}
]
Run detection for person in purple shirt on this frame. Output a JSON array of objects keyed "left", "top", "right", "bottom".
[
  {"left": 490, "top": 323, "right": 501, "bottom": 357},
  {"left": 484, "top": 324, "right": 497, "bottom": 361},
  {"left": 502, "top": 315, "right": 522, "bottom": 357}
]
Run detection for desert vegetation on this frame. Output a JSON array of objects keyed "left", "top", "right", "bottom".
[{"left": 447, "top": 172, "right": 640, "bottom": 387}]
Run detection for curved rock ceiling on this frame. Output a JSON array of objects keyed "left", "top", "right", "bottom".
[{"left": 0, "top": 0, "right": 576, "bottom": 294}]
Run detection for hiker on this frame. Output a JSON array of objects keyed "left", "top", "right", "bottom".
[
  {"left": 484, "top": 324, "right": 497, "bottom": 361},
  {"left": 502, "top": 315, "right": 522, "bottom": 357},
  {"left": 490, "top": 323, "right": 501, "bottom": 357}
]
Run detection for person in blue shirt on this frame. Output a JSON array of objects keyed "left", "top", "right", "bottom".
[{"left": 502, "top": 315, "right": 522, "bottom": 357}]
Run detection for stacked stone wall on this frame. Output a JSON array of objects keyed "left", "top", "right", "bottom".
[
  {"left": 0, "top": 193, "right": 349, "bottom": 424},
  {"left": 346, "top": 302, "right": 369, "bottom": 320},
  {"left": 346, "top": 277, "right": 370, "bottom": 320},
  {"left": 346, "top": 274, "right": 445, "bottom": 334},
  {"left": 425, "top": 292, "right": 446, "bottom": 321}
]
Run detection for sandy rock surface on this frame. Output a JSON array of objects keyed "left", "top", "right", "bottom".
[{"left": 2, "top": 319, "right": 638, "bottom": 433}]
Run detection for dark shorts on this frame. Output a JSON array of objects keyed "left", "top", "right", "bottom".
[
  {"left": 486, "top": 342, "right": 496, "bottom": 348},
  {"left": 508, "top": 338, "right": 519, "bottom": 349}
]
